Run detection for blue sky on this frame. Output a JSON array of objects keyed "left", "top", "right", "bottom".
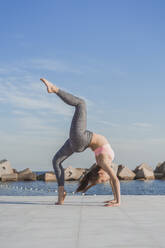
[{"left": 0, "top": 0, "right": 165, "bottom": 170}]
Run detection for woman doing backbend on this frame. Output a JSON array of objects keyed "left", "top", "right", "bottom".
[{"left": 40, "top": 78, "right": 120, "bottom": 207}]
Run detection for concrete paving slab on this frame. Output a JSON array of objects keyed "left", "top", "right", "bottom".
[{"left": 0, "top": 195, "right": 164, "bottom": 248}]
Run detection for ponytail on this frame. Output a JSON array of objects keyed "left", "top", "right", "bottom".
[{"left": 76, "top": 163, "right": 101, "bottom": 193}]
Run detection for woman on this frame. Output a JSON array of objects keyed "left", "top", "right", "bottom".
[{"left": 40, "top": 78, "right": 120, "bottom": 207}]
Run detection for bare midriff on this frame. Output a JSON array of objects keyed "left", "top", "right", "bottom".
[
  {"left": 89, "top": 133, "right": 109, "bottom": 151},
  {"left": 89, "top": 133, "right": 115, "bottom": 163}
]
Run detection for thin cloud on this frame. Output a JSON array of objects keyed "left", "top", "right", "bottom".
[
  {"left": 0, "top": 78, "right": 73, "bottom": 116},
  {"left": 133, "top": 122, "right": 152, "bottom": 128},
  {"left": 97, "top": 120, "right": 120, "bottom": 127},
  {"left": 17, "top": 115, "right": 61, "bottom": 135},
  {"left": 0, "top": 65, "right": 27, "bottom": 75},
  {"left": 0, "top": 68, "right": 8, "bottom": 74},
  {"left": 114, "top": 137, "right": 165, "bottom": 147},
  {"left": 30, "top": 58, "right": 82, "bottom": 74},
  {"left": 0, "top": 57, "right": 82, "bottom": 78}
]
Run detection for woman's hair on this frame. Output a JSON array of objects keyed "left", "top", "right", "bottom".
[{"left": 76, "top": 163, "right": 101, "bottom": 193}]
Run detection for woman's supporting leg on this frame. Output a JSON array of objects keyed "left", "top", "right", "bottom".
[{"left": 53, "top": 139, "right": 74, "bottom": 204}]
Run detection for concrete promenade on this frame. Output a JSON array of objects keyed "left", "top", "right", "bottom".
[{"left": 0, "top": 195, "right": 164, "bottom": 248}]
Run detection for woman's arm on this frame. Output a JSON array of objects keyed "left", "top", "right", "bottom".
[
  {"left": 97, "top": 154, "right": 121, "bottom": 206},
  {"left": 108, "top": 175, "right": 120, "bottom": 206},
  {"left": 109, "top": 177, "right": 117, "bottom": 201}
]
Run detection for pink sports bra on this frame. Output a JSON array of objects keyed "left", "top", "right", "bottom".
[{"left": 94, "top": 143, "right": 115, "bottom": 161}]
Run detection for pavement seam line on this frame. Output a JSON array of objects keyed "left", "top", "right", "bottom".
[{"left": 75, "top": 195, "right": 84, "bottom": 248}]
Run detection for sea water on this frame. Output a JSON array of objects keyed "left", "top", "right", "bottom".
[{"left": 0, "top": 172, "right": 165, "bottom": 196}]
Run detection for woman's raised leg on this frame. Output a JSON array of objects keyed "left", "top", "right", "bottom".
[
  {"left": 40, "top": 78, "right": 93, "bottom": 152},
  {"left": 56, "top": 88, "right": 92, "bottom": 152}
]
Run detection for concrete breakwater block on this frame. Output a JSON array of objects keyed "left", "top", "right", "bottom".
[
  {"left": 37, "top": 167, "right": 86, "bottom": 181},
  {"left": 18, "top": 168, "right": 36, "bottom": 181},
  {"left": 134, "top": 163, "right": 155, "bottom": 180},
  {"left": 65, "top": 166, "right": 86, "bottom": 181},
  {"left": 1, "top": 158, "right": 165, "bottom": 183},
  {"left": 155, "top": 161, "right": 165, "bottom": 174},
  {"left": 37, "top": 172, "right": 57, "bottom": 181},
  {"left": 1, "top": 173, "right": 18, "bottom": 182},
  {"left": 154, "top": 172, "right": 164, "bottom": 179},
  {"left": 0, "top": 160, "right": 13, "bottom": 178},
  {"left": 136, "top": 167, "right": 155, "bottom": 180},
  {"left": 134, "top": 163, "right": 153, "bottom": 173},
  {"left": 117, "top": 165, "right": 136, "bottom": 180}
]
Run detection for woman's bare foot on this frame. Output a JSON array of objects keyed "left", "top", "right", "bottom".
[
  {"left": 104, "top": 199, "right": 117, "bottom": 204},
  {"left": 55, "top": 190, "right": 67, "bottom": 205},
  {"left": 104, "top": 202, "right": 120, "bottom": 207},
  {"left": 40, "top": 78, "right": 59, "bottom": 93}
]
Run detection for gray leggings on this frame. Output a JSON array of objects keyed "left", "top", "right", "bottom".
[{"left": 53, "top": 89, "right": 93, "bottom": 186}]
